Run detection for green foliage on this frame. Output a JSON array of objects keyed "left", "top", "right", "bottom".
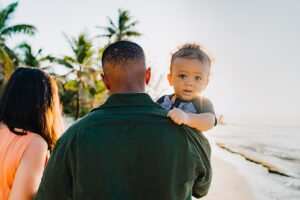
[
  {"left": 60, "top": 89, "right": 76, "bottom": 115},
  {"left": 0, "top": 2, "right": 36, "bottom": 85},
  {"left": 97, "top": 9, "right": 141, "bottom": 43},
  {"left": 64, "top": 80, "right": 78, "bottom": 91},
  {"left": 0, "top": 2, "right": 18, "bottom": 31},
  {"left": 1, "top": 7, "right": 143, "bottom": 119},
  {"left": 15, "top": 42, "right": 48, "bottom": 67},
  {"left": 64, "top": 33, "right": 93, "bottom": 65},
  {"left": 48, "top": 32, "right": 107, "bottom": 119},
  {"left": 0, "top": 47, "right": 13, "bottom": 85},
  {"left": 57, "top": 78, "right": 107, "bottom": 118},
  {"left": 1, "top": 24, "right": 36, "bottom": 37},
  {"left": 46, "top": 56, "right": 74, "bottom": 69}
]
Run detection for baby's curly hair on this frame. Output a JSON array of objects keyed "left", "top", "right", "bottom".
[{"left": 170, "top": 43, "right": 211, "bottom": 71}]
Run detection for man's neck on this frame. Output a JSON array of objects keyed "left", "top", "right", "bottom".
[{"left": 110, "top": 85, "right": 145, "bottom": 94}]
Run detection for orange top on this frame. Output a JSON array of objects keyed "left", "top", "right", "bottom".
[{"left": 0, "top": 125, "right": 47, "bottom": 199}]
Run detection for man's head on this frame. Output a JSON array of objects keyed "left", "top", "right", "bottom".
[
  {"left": 168, "top": 43, "right": 211, "bottom": 101},
  {"left": 101, "top": 41, "right": 151, "bottom": 93}
]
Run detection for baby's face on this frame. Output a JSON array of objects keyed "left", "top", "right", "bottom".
[{"left": 168, "top": 58, "right": 209, "bottom": 101}]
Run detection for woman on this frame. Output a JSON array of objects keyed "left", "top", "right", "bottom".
[{"left": 0, "top": 67, "right": 64, "bottom": 200}]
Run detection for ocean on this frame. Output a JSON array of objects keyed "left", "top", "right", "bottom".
[{"left": 208, "top": 124, "right": 300, "bottom": 200}]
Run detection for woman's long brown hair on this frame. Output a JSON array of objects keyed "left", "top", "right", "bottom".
[{"left": 0, "top": 67, "right": 64, "bottom": 151}]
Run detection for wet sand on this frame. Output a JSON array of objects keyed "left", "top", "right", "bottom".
[{"left": 196, "top": 155, "right": 256, "bottom": 200}]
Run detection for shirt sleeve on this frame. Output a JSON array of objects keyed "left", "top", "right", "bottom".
[
  {"left": 34, "top": 135, "right": 74, "bottom": 200},
  {"left": 156, "top": 95, "right": 166, "bottom": 104},
  {"left": 200, "top": 97, "right": 215, "bottom": 114},
  {"left": 181, "top": 126, "right": 212, "bottom": 198},
  {"left": 195, "top": 97, "right": 217, "bottom": 126}
]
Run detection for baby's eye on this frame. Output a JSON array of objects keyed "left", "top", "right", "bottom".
[
  {"left": 178, "top": 74, "right": 186, "bottom": 79},
  {"left": 195, "top": 76, "right": 202, "bottom": 81}
]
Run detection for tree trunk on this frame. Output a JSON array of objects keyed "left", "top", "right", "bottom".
[
  {"left": 75, "top": 71, "right": 81, "bottom": 120},
  {"left": 75, "top": 84, "right": 80, "bottom": 120}
]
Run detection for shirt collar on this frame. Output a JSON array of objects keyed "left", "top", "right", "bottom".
[{"left": 93, "top": 93, "right": 160, "bottom": 110}]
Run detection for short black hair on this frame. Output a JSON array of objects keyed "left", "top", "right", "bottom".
[{"left": 102, "top": 41, "right": 145, "bottom": 70}]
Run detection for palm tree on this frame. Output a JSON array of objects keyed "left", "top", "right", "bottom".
[
  {"left": 0, "top": 46, "right": 13, "bottom": 85},
  {"left": 48, "top": 33, "right": 99, "bottom": 119},
  {"left": 15, "top": 42, "right": 44, "bottom": 67},
  {"left": 0, "top": 2, "right": 36, "bottom": 83},
  {"left": 97, "top": 9, "right": 141, "bottom": 43}
]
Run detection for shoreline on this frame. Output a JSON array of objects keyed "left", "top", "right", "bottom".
[
  {"left": 204, "top": 125, "right": 300, "bottom": 200},
  {"left": 216, "top": 142, "right": 291, "bottom": 177},
  {"left": 196, "top": 149, "right": 256, "bottom": 200}
]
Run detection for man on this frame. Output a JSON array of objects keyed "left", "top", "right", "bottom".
[{"left": 34, "top": 41, "right": 212, "bottom": 200}]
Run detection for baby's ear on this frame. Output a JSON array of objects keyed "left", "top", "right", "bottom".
[
  {"left": 204, "top": 78, "right": 210, "bottom": 88},
  {"left": 167, "top": 74, "right": 173, "bottom": 86}
]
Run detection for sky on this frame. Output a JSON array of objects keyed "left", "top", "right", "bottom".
[{"left": 2, "top": 0, "right": 300, "bottom": 126}]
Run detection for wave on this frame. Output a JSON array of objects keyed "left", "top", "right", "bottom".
[
  {"left": 216, "top": 142, "right": 293, "bottom": 178},
  {"left": 238, "top": 144, "right": 300, "bottom": 163}
]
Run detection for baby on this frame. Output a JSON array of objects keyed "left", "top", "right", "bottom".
[{"left": 157, "top": 44, "right": 217, "bottom": 132}]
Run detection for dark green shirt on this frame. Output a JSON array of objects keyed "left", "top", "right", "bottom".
[{"left": 34, "top": 93, "right": 212, "bottom": 200}]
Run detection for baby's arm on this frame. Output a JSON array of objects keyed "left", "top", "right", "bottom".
[{"left": 167, "top": 108, "right": 215, "bottom": 132}]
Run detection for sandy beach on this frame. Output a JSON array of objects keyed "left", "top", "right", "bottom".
[{"left": 196, "top": 151, "right": 256, "bottom": 200}]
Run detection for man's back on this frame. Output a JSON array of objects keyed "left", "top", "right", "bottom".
[{"left": 35, "top": 93, "right": 211, "bottom": 200}]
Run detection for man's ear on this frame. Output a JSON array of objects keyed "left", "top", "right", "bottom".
[
  {"left": 167, "top": 74, "right": 173, "bottom": 86},
  {"left": 101, "top": 73, "right": 110, "bottom": 91},
  {"left": 145, "top": 67, "right": 151, "bottom": 85}
]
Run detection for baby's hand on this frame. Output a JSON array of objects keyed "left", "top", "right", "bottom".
[{"left": 167, "top": 108, "right": 188, "bottom": 125}]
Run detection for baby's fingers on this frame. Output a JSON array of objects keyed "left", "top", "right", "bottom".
[
  {"left": 168, "top": 109, "right": 176, "bottom": 116},
  {"left": 172, "top": 115, "right": 183, "bottom": 125},
  {"left": 168, "top": 114, "right": 179, "bottom": 125}
]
